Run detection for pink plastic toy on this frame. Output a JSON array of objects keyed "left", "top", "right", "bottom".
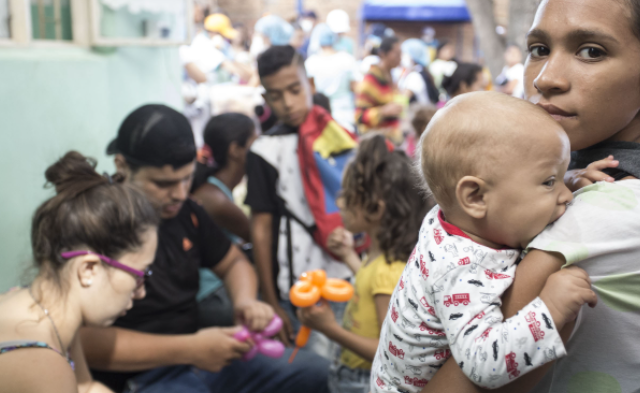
[{"left": 232, "top": 315, "right": 285, "bottom": 361}]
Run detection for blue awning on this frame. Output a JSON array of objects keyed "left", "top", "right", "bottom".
[{"left": 362, "top": 0, "right": 471, "bottom": 22}]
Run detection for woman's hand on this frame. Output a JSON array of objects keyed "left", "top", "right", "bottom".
[
  {"left": 564, "top": 155, "right": 618, "bottom": 192},
  {"left": 296, "top": 300, "right": 338, "bottom": 335}
]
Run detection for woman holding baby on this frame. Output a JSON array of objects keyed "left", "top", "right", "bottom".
[{"left": 421, "top": 0, "right": 640, "bottom": 392}]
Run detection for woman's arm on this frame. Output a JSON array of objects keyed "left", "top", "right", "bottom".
[
  {"left": 193, "top": 185, "right": 251, "bottom": 242},
  {"left": 421, "top": 250, "right": 567, "bottom": 393}
]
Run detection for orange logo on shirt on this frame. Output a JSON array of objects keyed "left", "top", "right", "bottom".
[{"left": 183, "top": 238, "right": 193, "bottom": 251}]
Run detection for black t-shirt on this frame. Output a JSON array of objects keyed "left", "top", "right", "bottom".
[
  {"left": 92, "top": 199, "right": 231, "bottom": 391},
  {"left": 244, "top": 123, "right": 297, "bottom": 298}
]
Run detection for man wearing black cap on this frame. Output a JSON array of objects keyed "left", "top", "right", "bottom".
[{"left": 81, "top": 104, "right": 330, "bottom": 393}]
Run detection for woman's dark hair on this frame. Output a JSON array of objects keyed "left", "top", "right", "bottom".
[
  {"left": 342, "top": 135, "right": 429, "bottom": 263},
  {"left": 442, "top": 62, "right": 483, "bottom": 97},
  {"left": 379, "top": 36, "right": 399, "bottom": 55},
  {"left": 32, "top": 151, "right": 159, "bottom": 286},
  {"left": 192, "top": 112, "right": 256, "bottom": 192},
  {"left": 627, "top": 0, "right": 640, "bottom": 38},
  {"left": 436, "top": 40, "right": 451, "bottom": 56}
]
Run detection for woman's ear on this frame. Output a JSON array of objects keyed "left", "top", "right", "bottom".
[
  {"left": 228, "top": 141, "right": 242, "bottom": 161},
  {"left": 75, "top": 255, "right": 102, "bottom": 288},
  {"left": 458, "top": 81, "right": 470, "bottom": 95},
  {"left": 455, "top": 176, "right": 488, "bottom": 220}
]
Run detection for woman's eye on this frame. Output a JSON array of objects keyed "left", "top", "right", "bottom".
[
  {"left": 577, "top": 47, "right": 605, "bottom": 60},
  {"left": 530, "top": 45, "right": 550, "bottom": 58}
]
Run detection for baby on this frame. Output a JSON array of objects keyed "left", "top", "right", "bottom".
[{"left": 370, "top": 92, "right": 596, "bottom": 392}]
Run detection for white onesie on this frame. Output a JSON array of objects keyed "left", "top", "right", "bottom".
[{"left": 370, "top": 207, "right": 566, "bottom": 392}]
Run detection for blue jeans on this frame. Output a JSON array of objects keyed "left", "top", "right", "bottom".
[
  {"left": 123, "top": 348, "right": 330, "bottom": 393},
  {"left": 328, "top": 363, "right": 371, "bottom": 393}
]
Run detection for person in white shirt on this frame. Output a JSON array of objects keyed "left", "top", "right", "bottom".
[
  {"left": 429, "top": 40, "right": 457, "bottom": 94},
  {"left": 326, "top": 9, "right": 356, "bottom": 55},
  {"left": 497, "top": 44, "right": 525, "bottom": 98},
  {"left": 397, "top": 39, "right": 439, "bottom": 106},
  {"left": 305, "top": 24, "right": 359, "bottom": 132},
  {"left": 180, "top": 14, "right": 252, "bottom": 147}
]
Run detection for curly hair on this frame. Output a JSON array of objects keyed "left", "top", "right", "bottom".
[{"left": 342, "top": 134, "right": 430, "bottom": 263}]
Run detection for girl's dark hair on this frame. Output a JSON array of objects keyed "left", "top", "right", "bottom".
[
  {"left": 192, "top": 112, "right": 256, "bottom": 192},
  {"left": 379, "top": 36, "right": 399, "bottom": 55},
  {"left": 342, "top": 135, "right": 429, "bottom": 263},
  {"left": 32, "top": 151, "right": 159, "bottom": 286},
  {"left": 442, "top": 62, "right": 483, "bottom": 97}
]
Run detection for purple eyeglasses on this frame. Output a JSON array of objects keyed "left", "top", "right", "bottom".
[{"left": 60, "top": 251, "right": 152, "bottom": 289}]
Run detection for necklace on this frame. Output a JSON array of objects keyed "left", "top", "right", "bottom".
[{"left": 27, "top": 286, "right": 67, "bottom": 358}]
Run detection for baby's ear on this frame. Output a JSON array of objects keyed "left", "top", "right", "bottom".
[{"left": 455, "top": 176, "right": 488, "bottom": 219}]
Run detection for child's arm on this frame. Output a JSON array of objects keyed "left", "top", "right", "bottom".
[
  {"left": 431, "top": 264, "right": 595, "bottom": 389},
  {"left": 420, "top": 250, "right": 576, "bottom": 393},
  {"left": 297, "top": 295, "right": 391, "bottom": 362}
]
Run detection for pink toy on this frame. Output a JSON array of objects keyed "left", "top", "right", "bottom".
[{"left": 233, "top": 315, "right": 285, "bottom": 361}]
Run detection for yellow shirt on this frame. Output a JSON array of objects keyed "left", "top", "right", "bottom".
[{"left": 340, "top": 255, "right": 406, "bottom": 370}]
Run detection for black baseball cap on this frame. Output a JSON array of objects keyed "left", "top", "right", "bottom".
[{"left": 107, "top": 104, "right": 196, "bottom": 168}]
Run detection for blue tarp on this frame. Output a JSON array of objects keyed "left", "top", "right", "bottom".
[{"left": 362, "top": 0, "right": 471, "bottom": 22}]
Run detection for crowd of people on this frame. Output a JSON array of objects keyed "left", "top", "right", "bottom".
[{"left": 1, "top": 0, "right": 640, "bottom": 393}]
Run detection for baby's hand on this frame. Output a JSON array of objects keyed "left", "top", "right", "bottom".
[
  {"left": 564, "top": 155, "right": 619, "bottom": 192},
  {"left": 327, "top": 227, "right": 355, "bottom": 261},
  {"left": 539, "top": 266, "right": 597, "bottom": 330}
]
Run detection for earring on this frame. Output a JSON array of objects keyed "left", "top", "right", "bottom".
[{"left": 86, "top": 279, "right": 93, "bottom": 286}]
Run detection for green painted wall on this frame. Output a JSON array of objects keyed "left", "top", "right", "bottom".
[{"left": 0, "top": 45, "right": 182, "bottom": 291}]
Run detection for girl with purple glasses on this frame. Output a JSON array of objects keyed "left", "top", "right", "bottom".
[{"left": 0, "top": 151, "right": 159, "bottom": 393}]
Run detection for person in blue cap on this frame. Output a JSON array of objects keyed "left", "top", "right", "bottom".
[
  {"left": 250, "top": 15, "right": 294, "bottom": 58},
  {"left": 398, "top": 38, "right": 439, "bottom": 106},
  {"left": 305, "top": 24, "right": 359, "bottom": 132}
]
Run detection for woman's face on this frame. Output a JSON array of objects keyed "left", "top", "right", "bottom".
[
  {"left": 524, "top": 0, "right": 640, "bottom": 150},
  {"left": 81, "top": 228, "right": 158, "bottom": 327},
  {"left": 380, "top": 43, "right": 402, "bottom": 70}
]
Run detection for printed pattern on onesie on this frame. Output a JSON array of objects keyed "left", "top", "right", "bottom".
[{"left": 370, "top": 207, "right": 567, "bottom": 393}]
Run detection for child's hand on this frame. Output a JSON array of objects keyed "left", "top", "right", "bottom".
[
  {"left": 296, "top": 300, "right": 338, "bottom": 334},
  {"left": 539, "top": 266, "right": 597, "bottom": 330},
  {"left": 327, "top": 227, "right": 355, "bottom": 260},
  {"left": 564, "top": 155, "right": 619, "bottom": 192}
]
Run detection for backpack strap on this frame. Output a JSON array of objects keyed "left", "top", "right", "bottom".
[{"left": 284, "top": 208, "right": 317, "bottom": 291}]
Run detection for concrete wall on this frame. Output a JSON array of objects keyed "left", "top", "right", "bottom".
[{"left": 0, "top": 46, "right": 182, "bottom": 291}]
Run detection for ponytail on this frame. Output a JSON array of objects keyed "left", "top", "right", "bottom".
[{"left": 32, "top": 151, "right": 158, "bottom": 286}]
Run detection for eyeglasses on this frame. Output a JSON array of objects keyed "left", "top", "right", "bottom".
[{"left": 60, "top": 250, "right": 152, "bottom": 289}]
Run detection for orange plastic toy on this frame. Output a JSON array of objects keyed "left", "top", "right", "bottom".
[{"left": 288, "top": 269, "right": 354, "bottom": 363}]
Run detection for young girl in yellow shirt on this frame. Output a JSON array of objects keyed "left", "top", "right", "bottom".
[{"left": 298, "top": 134, "right": 431, "bottom": 393}]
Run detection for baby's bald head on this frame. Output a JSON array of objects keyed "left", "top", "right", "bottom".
[{"left": 420, "top": 91, "right": 567, "bottom": 209}]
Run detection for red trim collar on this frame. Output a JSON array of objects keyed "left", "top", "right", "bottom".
[
  {"left": 437, "top": 210, "right": 471, "bottom": 240},
  {"left": 437, "top": 210, "right": 512, "bottom": 251}
]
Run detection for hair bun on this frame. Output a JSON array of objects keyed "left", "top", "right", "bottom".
[{"left": 45, "top": 151, "right": 106, "bottom": 195}]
